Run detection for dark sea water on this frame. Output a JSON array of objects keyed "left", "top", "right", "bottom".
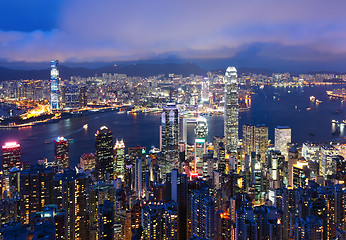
[{"left": 0, "top": 84, "right": 345, "bottom": 167}]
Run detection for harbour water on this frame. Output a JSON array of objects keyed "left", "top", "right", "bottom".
[{"left": 0, "top": 84, "right": 345, "bottom": 167}]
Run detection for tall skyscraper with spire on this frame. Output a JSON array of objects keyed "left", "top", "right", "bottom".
[
  {"left": 160, "top": 102, "right": 179, "bottom": 174},
  {"left": 224, "top": 67, "right": 238, "bottom": 155},
  {"left": 50, "top": 60, "right": 59, "bottom": 111}
]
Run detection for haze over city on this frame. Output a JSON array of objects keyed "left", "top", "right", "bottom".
[{"left": 1, "top": 0, "right": 346, "bottom": 71}]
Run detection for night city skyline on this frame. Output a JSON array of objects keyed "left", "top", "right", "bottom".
[{"left": 1, "top": 1, "right": 346, "bottom": 240}]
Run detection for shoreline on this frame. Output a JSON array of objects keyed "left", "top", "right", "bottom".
[{"left": 0, "top": 106, "right": 130, "bottom": 128}]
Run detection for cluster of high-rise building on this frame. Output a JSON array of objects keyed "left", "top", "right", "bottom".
[{"left": 1, "top": 66, "right": 346, "bottom": 240}]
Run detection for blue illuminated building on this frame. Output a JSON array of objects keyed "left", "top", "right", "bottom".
[{"left": 50, "top": 60, "right": 59, "bottom": 111}]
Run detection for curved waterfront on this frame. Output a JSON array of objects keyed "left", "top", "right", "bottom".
[{"left": 0, "top": 84, "right": 345, "bottom": 167}]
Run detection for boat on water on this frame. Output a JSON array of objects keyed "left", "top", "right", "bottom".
[
  {"left": 83, "top": 124, "right": 88, "bottom": 129},
  {"left": 316, "top": 99, "right": 323, "bottom": 104},
  {"left": 333, "top": 109, "right": 342, "bottom": 114},
  {"left": 310, "top": 96, "right": 316, "bottom": 102},
  {"left": 332, "top": 120, "right": 339, "bottom": 124},
  {"left": 259, "top": 85, "right": 264, "bottom": 90}
]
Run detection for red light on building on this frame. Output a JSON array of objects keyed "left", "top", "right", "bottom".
[
  {"left": 2, "top": 142, "right": 20, "bottom": 149},
  {"left": 2, "top": 141, "right": 21, "bottom": 192},
  {"left": 190, "top": 172, "right": 199, "bottom": 181},
  {"left": 220, "top": 211, "right": 230, "bottom": 219}
]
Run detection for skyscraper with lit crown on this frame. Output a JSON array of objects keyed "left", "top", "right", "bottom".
[
  {"left": 50, "top": 60, "right": 59, "bottom": 111},
  {"left": 95, "top": 126, "right": 114, "bottom": 181},
  {"left": 114, "top": 139, "right": 125, "bottom": 180},
  {"left": 54, "top": 136, "right": 69, "bottom": 170},
  {"left": 161, "top": 102, "right": 179, "bottom": 174},
  {"left": 194, "top": 116, "right": 208, "bottom": 175},
  {"left": 2, "top": 142, "right": 21, "bottom": 193},
  {"left": 224, "top": 67, "right": 238, "bottom": 155}
]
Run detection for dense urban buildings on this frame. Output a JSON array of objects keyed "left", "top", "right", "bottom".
[{"left": 1, "top": 65, "right": 346, "bottom": 240}]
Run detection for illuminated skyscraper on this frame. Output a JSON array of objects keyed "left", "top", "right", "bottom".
[
  {"left": 95, "top": 126, "right": 114, "bottom": 181},
  {"left": 20, "top": 165, "right": 54, "bottom": 225},
  {"left": 242, "top": 124, "right": 268, "bottom": 161},
  {"left": 194, "top": 116, "right": 208, "bottom": 175},
  {"left": 224, "top": 67, "right": 238, "bottom": 155},
  {"left": 53, "top": 169, "right": 89, "bottom": 240},
  {"left": 54, "top": 136, "right": 69, "bottom": 169},
  {"left": 275, "top": 126, "right": 291, "bottom": 156},
  {"left": 161, "top": 102, "right": 179, "bottom": 174},
  {"left": 114, "top": 139, "right": 125, "bottom": 180},
  {"left": 2, "top": 142, "right": 21, "bottom": 193},
  {"left": 2, "top": 142, "right": 21, "bottom": 176},
  {"left": 50, "top": 60, "right": 59, "bottom": 111}
]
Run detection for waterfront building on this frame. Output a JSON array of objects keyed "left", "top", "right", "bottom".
[
  {"left": 224, "top": 67, "right": 239, "bottom": 156},
  {"left": 79, "top": 86, "right": 88, "bottom": 108},
  {"left": 160, "top": 102, "right": 179, "bottom": 174},
  {"left": 54, "top": 136, "right": 69, "bottom": 170},
  {"left": 2, "top": 142, "right": 21, "bottom": 193},
  {"left": 194, "top": 116, "right": 208, "bottom": 175},
  {"left": 64, "top": 85, "right": 80, "bottom": 109},
  {"left": 275, "top": 126, "right": 291, "bottom": 157},
  {"left": 242, "top": 124, "right": 268, "bottom": 161},
  {"left": 50, "top": 60, "right": 59, "bottom": 111},
  {"left": 114, "top": 139, "right": 125, "bottom": 180},
  {"left": 95, "top": 126, "right": 114, "bottom": 181}
]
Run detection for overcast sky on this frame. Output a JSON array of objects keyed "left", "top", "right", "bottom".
[{"left": 1, "top": 0, "right": 346, "bottom": 71}]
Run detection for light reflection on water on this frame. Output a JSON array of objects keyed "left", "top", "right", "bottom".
[{"left": 0, "top": 84, "right": 345, "bottom": 167}]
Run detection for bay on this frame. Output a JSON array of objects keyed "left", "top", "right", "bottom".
[{"left": 0, "top": 84, "right": 345, "bottom": 167}]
